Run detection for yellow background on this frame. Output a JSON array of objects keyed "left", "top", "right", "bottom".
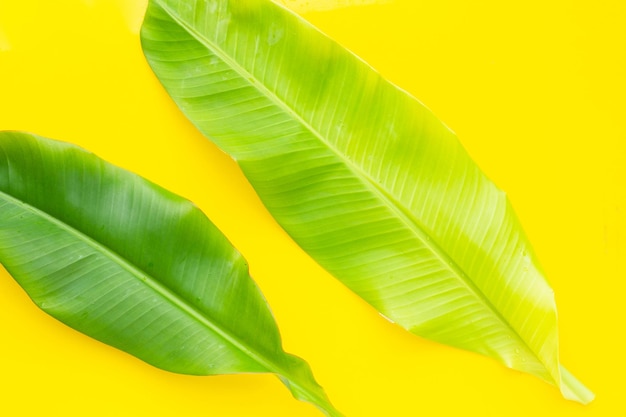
[{"left": 0, "top": 0, "right": 624, "bottom": 415}]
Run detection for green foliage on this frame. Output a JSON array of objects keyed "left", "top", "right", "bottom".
[
  {"left": 141, "top": 0, "right": 593, "bottom": 403},
  {"left": 0, "top": 131, "right": 340, "bottom": 417}
]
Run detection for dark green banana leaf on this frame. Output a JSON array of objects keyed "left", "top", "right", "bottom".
[
  {"left": 0, "top": 131, "right": 340, "bottom": 417},
  {"left": 140, "top": 0, "right": 593, "bottom": 403}
]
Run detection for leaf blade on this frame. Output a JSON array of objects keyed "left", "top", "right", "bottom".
[
  {"left": 140, "top": 0, "right": 593, "bottom": 403},
  {"left": 0, "top": 131, "right": 340, "bottom": 416}
]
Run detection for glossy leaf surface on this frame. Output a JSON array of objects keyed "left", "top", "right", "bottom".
[
  {"left": 0, "top": 131, "right": 339, "bottom": 417},
  {"left": 140, "top": 0, "right": 593, "bottom": 403}
]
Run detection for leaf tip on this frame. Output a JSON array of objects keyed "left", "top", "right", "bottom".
[{"left": 560, "top": 365, "right": 595, "bottom": 405}]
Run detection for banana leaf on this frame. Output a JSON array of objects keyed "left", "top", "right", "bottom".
[
  {"left": 0, "top": 131, "right": 340, "bottom": 417},
  {"left": 274, "top": 0, "right": 391, "bottom": 13},
  {"left": 140, "top": 0, "right": 594, "bottom": 403}
]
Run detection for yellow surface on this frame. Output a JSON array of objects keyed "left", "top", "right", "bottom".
[{"left": 0, "top": 0, "right": 624, "bottom": 415}]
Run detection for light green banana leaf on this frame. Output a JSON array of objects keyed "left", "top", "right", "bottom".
[
  {"left": 140, "top": 0, "right": 593, "bottom": 403},
  {"left": 0, "top": 131, "right": 340, "bottom": 417}
]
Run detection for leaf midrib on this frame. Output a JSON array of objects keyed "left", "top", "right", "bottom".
[
  {"left": 152, "top": 0, "right": 555, "bottom": 381},
  {"left": 0, "top": 188, "right": 294, "bottom": 383}
]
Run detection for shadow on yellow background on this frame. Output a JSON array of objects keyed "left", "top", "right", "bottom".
[{"left": 0, "top": 0, "right": 623, "bottom": 415}]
